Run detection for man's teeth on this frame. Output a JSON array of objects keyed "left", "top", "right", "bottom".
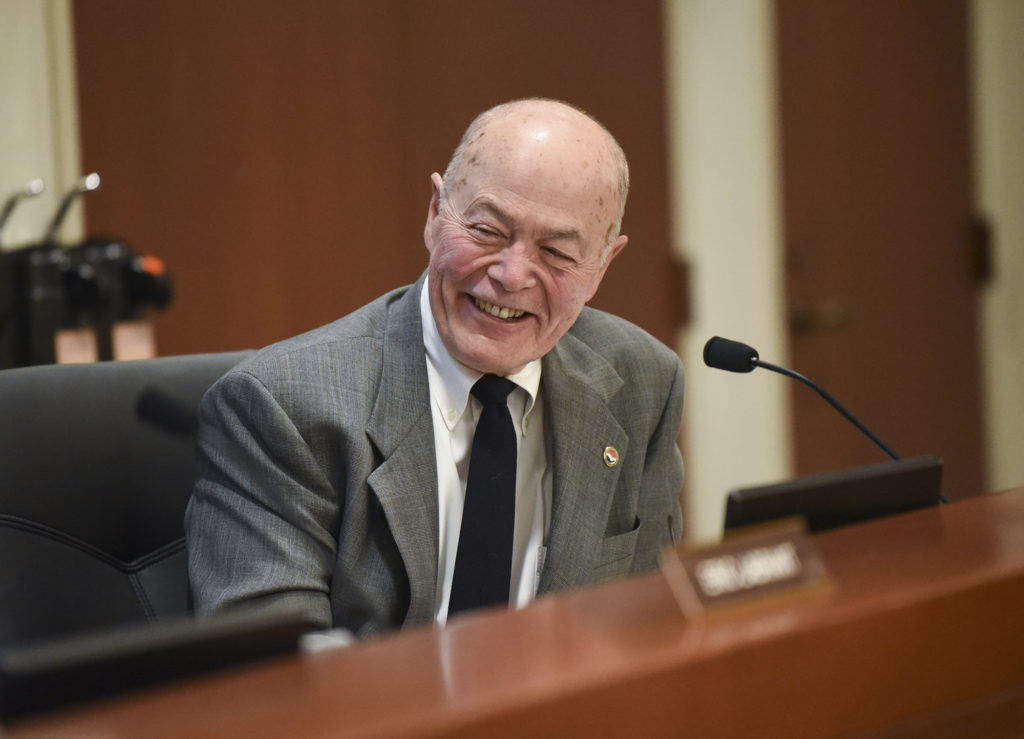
[{"left": 475, "top": 297, "right": 524, "bottom": 321}]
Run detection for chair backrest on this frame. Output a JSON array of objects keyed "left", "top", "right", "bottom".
[{"left": 0, "top": 351, "right": 252, "bottom": 647}]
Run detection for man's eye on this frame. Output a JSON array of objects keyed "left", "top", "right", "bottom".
[
  {"left": 542, "top": 246, "right": 573, "bottom": 262},
  {"left": 471, "top": 225, "right": 500, "bottom": 238}
]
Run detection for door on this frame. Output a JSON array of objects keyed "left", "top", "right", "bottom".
[{"left": 777, "top": 0, "right": 985, "bottom": 499}]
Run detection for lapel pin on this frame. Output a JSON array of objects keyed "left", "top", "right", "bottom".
[{"left": 603, "top": 446, "right": 620, "bottom": 467}]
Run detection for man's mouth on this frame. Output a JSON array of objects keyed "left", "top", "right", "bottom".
[{"left": 473, "top": 296, "right": 526, "bottom": 322}]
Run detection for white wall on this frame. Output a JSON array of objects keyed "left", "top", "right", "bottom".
[
  {"left": 0, "top": 0, "right": 82, "bottom": 251},
  {"left": 664, "top": 0, "right": 792, "bottom": 544},
  {"left": 973, "top": 0, "right": 1024, "bottom": 493}
]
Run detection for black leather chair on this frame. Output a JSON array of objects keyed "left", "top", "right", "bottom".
[{"left": 0, "top": 351, "right": 251, "bottom": 648}]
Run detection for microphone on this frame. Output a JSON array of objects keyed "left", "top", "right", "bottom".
[
  {"left": 43, "top": 173, "right": 100, "bottom": 244},
  {"left": 703, "top": 336, "right": 901, "bottom": 462},
  {"left": 0, "top": 178, "right": 45, "bottom": 242},
  {"left": 703, "top": 335, "right": 759, "bottom": 373}
]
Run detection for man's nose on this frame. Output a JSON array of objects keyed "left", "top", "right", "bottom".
[{"left": 488, "top": 241, "right": 537, "bottom": 290}]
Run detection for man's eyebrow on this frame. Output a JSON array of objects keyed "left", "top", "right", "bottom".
[
  {"left": 466, "top": 199, "right": 513, "bottom": 227},
  {"left": 466, "top": 199, "right": 583, "bottom": 243},
  {"left": 543, "top": 227, "right": 584, "bottom": 244}
]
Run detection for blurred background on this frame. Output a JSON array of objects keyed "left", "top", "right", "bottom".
[{"left": 2, "top": 0, "right": 1020, "bottom": 543}]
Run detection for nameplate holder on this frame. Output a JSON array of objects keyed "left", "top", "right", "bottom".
[{"left": 660, "top": 519, "right": 832, "bottom": 620}]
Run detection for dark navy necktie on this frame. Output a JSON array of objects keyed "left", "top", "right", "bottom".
[{"left": 448, "top": 374, "right": 517, "bottom": 615}]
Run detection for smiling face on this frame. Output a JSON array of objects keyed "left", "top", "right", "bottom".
[{"left": 423, "top": 101, "right": 628, "bottom": 376}]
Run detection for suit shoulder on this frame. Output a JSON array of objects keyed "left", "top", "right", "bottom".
[
  {"left": 569, "top": 307, "right": 679, "bottom": 367},
  {"left": 229, "top": 283, "right": 413, "bottom": 384}
]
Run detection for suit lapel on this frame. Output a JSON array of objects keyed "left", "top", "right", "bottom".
[
  {"left": 538, "top": 332, "right": 627, "bottom": 594},
  {"left": 365, "top": 275, "right": 439, "bottom": 625}
]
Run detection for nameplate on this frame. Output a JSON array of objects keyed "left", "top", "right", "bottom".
[{"left": 660, "top": 520, "right": 831, "bottom": 619}]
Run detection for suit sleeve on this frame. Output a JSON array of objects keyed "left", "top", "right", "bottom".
[{"left": 184, "top": 369, "right": 338, "bottom": 629}]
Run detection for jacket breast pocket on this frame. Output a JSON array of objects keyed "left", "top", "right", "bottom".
[{"left": 591, "top": 517, "right": 641, "bottom": 580}]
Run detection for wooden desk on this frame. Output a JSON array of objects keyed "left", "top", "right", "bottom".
[{"left": 9, "top": 488, "right": 1024, "bottom": 738}]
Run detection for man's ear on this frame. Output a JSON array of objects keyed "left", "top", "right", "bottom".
[
  {"left": 423, "top": 173, "right": 444, "bottom": 253},
  {"left": 605, "top": 234, "right": 628, "bottom": 265},
  {"left": 585, "top": 234, "right": 628, "bottom": 302}
]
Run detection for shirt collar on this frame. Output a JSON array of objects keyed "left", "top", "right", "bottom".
[{"left": 420, "top": 276, "right": 541, "bottom": 431}]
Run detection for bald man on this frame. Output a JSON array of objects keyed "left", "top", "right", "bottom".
[{"left": 185, "top": 99, "right": 685, "bottom": 639}]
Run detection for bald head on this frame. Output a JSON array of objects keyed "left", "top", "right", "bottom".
[
  {"left": 423, "top": 99, "right": 631, "bottom": 375},
  {"left": 440, "top": 99, "right": 630, "bottom": 255}
]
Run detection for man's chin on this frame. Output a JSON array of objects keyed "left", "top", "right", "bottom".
[
  {"left": 452, "top": 344, "right": 532, "bottom": 377},
  {"left": 465, "top": 358, "right": 529, "bottom": 377}
]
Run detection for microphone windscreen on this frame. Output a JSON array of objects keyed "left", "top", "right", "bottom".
[{"left": 703, "top": 336, "right": 759, "bottom": 373}]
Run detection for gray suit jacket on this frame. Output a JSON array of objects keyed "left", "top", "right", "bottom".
[{"left": 185, "top": 274, "right": 684, "bottom": 638}]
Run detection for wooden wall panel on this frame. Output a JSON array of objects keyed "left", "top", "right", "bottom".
[{"left": 72, "top": 0, "right": 676, "bottom": 356}]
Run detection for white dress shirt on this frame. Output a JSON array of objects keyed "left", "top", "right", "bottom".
[{"left": 420, "top": 279, "right": 552, "bottom": 625}]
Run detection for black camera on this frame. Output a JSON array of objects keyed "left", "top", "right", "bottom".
[{"left": 0, "top": 176, "right": 172, "bottom": 368}]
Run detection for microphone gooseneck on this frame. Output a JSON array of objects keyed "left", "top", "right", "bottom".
[
  {"left": 0, "top": 178, "right": 45, "bottom": 241},
  {"left": 752, "top": 358, "right": 900, "bottom": 462},
  {"left": 43, "top": 173, "right": 100, "bottom": 244},
  {"left": 702, "top": 335, "right": 900, "bottom": 461}
]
